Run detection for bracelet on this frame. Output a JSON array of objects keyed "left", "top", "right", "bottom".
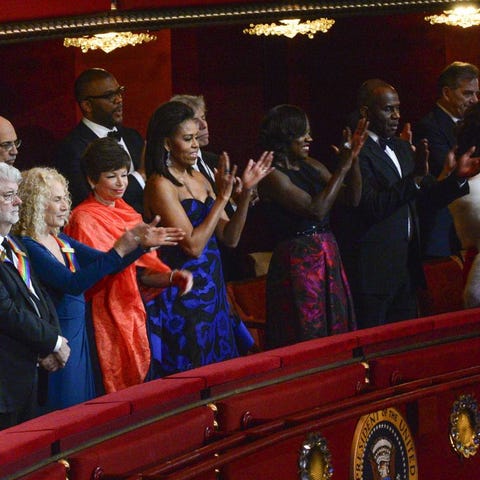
[{"left": 169, "top": 269, "right": 178, "bottom": 285}]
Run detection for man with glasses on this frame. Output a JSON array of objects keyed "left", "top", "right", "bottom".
[
  {"left": 54, "top": 68, "right": 144, "bottom": 211},
  {"left": 0, "top": 116, "right": 21, "bottom": 165},
  {"left": 0, "top": 162, "right": 70, "bottom": 430}
]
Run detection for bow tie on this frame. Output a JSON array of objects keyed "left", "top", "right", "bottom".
[
  {"left": 107, "top": 129, "right": 122, "bottom": 141},
  {"left": 378, "top": 137, "right": 395, "bottom": 151}
]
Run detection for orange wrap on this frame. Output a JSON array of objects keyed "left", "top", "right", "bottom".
[{"left": 64, "top": 196, "right": 170, "bottom": 393}]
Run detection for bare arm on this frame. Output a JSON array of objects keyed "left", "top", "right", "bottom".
[
  {"left": 216, "top": 151, "right": 274, "bottom": 247},
  {"left": 144, "top": 173, "right": 229, "bottom": 258},
  {"left": 260, "top": 119, "right": 367, "bottom": 219}
]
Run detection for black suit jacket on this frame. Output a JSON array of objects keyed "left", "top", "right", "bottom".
[
  {"left": 414, "top": 105, "right": 459, "bottom": 256},
  {"left": 415, "top": 105, "right": 456, "bottom": 176},
  {"left": 0, "top": 236, "right": 60, "bottom": 413},
  {"left": 339, "top": 136, "right": 468, "bottom": 298},
  {"left": 54, "top": 121, "right": 144, "bottom": 211}
]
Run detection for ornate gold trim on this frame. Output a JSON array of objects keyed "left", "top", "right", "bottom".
[
  {"left": 298, "top": 432, "right": 333, "bottom": 480},
  {"left": 449, "top": 394, "right": 480, "bottom": 458},
  {"left": 0, "top": 1, "right": 464, "bottom": 45}
]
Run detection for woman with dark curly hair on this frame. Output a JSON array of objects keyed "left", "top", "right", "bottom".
[{"left": 258, "top": 104, "right": 368, "bottom": 348}]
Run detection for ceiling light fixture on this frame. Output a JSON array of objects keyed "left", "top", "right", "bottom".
[
  {"left": 425, "top": 5, "right": 480, "bottom": 28},
  {"left": 63, "top": 0, "right": 157, "bottom": 53},
  {"left": 243, "top": 18, "right": 335, "bottom": 39}
]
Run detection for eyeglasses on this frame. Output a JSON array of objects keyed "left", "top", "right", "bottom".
[
  {"left": 0, "top": 139, "right": 21, "bottom": 151},
  {"left": 0, "top": 191, "right": 19, "bottom": 203},
  {"left": 84, "top": 86, "right": 126, "bottom": 103}
]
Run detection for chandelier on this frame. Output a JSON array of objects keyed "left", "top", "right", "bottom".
[
  {"left": 63, "top": 0, "right": 156, "bottom": 53},
  {"left": 425, "top": 6, "right": 480, "bottom": 28},
  {"left": 64, "top": 31, "right": 157, "bottom": 53},
  {"left": 243, "top": 18, "right": 335, "bottom": 39}
]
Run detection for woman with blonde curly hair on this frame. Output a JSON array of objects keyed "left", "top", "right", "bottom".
[{"left": 14, "top": 167, "right": 187, "bottom": 409}]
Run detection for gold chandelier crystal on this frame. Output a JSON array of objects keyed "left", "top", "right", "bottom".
[
  {"left": 425, "top": 6, "right": 480, "bottom": 28},
  {"left": 243, "top": 18, "right": 335, "bottom": 39},
  {"left": 64, "top": 31, "right": 157, "bottom": 53}
]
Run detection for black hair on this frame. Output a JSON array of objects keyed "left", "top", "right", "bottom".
[
  {"left": 145, "top": 101, "right": 195, "bottom": 186},
  {"left": 259, "top": 104, "right": 308, "bottom": 164},
  {"left": 82, "top": 137, "right": 131, "bottom": 183}
]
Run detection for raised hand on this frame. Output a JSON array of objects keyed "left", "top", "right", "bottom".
[
  {"left": 438, "top": 146, "right": 457, "bottom": 180},
  {"left": 214, "top": 152, "right": 237, "bottom": 201},
  {"left": 241, "top": 151, "right": 274, "bottom": 191},
  {"left": 455, "top": 146, "right": 480, "bottom": 178},
  {"left": 399, "top": 122, "right": 415, "bottom": 151},
  {"left": 413, "top": 138, "right": 429, "bottom": 178},
  {"left": 332, "top": 117, "right": 368, "bottom": 167},
  {"left": 141, "top": 217, "right": 185, "bottom": 249}
]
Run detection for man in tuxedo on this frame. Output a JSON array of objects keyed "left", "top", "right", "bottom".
[
  {"left": 54, "top": 68, "right": 145, "bottom": 212},
  {"left": 0, "top": 116, "right": 20, "bottom": 165},
  {"left": 0, "top": 163, "right": 70, "bottom": 430},
  {"left": 414, "top": 62, "right": 479, "bottom": 257},
  {"left": 339, "top": 79, "right": 478, "bottom": 328}
]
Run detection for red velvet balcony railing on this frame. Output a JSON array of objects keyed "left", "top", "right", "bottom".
[{"left": 2, "top": 308, "right": 480, "bottom": 480}]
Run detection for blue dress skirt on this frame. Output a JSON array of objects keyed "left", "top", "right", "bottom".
[{"left": 147, "top": 197, "right": 253, "bottom": 377}]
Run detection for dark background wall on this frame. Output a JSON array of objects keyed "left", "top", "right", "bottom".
[
  {"left": 2, "top": 13, "right": 480, "bottom": 169},
  {"left": 0, "top": 11, "right": 479, "bottom": 254}
]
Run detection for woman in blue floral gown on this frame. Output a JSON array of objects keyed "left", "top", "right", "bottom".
[{"left": 144, "top": 101, "right": 273, "bottom": 377}]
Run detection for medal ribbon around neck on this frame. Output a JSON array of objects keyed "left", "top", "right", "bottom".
[
  {"left": 5, "top": 237, "right": 33, "bottom": 289},
  {"left": 53, "top": 236, "right": 77, "bottom": 272}
]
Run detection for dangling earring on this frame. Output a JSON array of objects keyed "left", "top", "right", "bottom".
[{"left": 165, "top": 150, "right": 172, "bottom": 167}]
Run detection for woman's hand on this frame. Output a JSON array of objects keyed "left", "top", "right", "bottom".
[
  {"left": 170, "top": 269, "right": 194, "bottom": 295},
  {"left": 115, "top": 216, "right": 185, "bottom": 256},
  {"left": 240, "top": 151, "right": 275, "bottom": 191},
  {"left": 332, "top": 118, "right": 369, "bottom": 169},
  {"left": 215, "top": 152, "right": 237, "bottom": 202}
]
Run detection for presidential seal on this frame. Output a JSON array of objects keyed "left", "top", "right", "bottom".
[
  {"left": 298, "top": 432, "right": 333, "bottom": 480},
  {"left": 351, "top": 407, "right": 417, "bottom": 480},
  {"left": 449, "top": 394, "right": 480, "bottom": 458}
]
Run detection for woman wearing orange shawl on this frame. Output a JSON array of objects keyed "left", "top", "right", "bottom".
[{"left": 65, "top": 138, "right": 192, "bottom": 393}]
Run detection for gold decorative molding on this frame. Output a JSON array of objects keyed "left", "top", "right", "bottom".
[
  {"left": 449, "top": 394, "right": 480, "bottom": 458},
  {"left": 0, "top": 1, "right": 467, "bottom": 45},
  {"left": 243, "top": 18, "right": 335, "bottom": 39},
  {"left": 426, "top": 6, "right": 480, "bottom": 28}
]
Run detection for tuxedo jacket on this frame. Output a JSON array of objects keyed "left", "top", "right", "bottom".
[
  {"left": 414, "top": 105, "right": 459, "bottom": 256},
  {"left": 0, "top": 236, "right": 60, "bottom": 413},
  {"left": 339, "top": 136, "right": 468, "bottom": 297},
  {"left": 54, "top": 121, "right": 144, "bottom": 210}
]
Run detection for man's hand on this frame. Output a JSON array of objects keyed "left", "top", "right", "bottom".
[
  {"left": 39, "top": 354, "right": 62, "bottom": 372},
  {"left": 399, "top": 122, "right": 415, "bottom": 151},
  {"left": 413, "top": 138, "right": 429, "bottom": 179},
  {"left": 55, "top": 336, "right": 71, "bottom": 367},
  {"left": 455, "top": 146, "right": 480, "bottom": 179}
]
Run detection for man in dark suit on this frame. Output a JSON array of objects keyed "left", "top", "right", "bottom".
[
  {"left": 54, "top": 68, "right": 145, "bottom": 212},
  {"left": 414, "top": 62, "right": 479, "bottom": 257},
  {"left": 339, "top": 79, "right": 479, "bottom": 329},
  {"left": 0, "top": 163, "right": 70, "bottom": 430}
]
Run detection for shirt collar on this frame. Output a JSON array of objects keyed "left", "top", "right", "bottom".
[
  {"left": 82, "top": 117, "right": 119, "bottom": 138},
  {"left": 436, "top": 102, "right": 461, "bottom": 123}
]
